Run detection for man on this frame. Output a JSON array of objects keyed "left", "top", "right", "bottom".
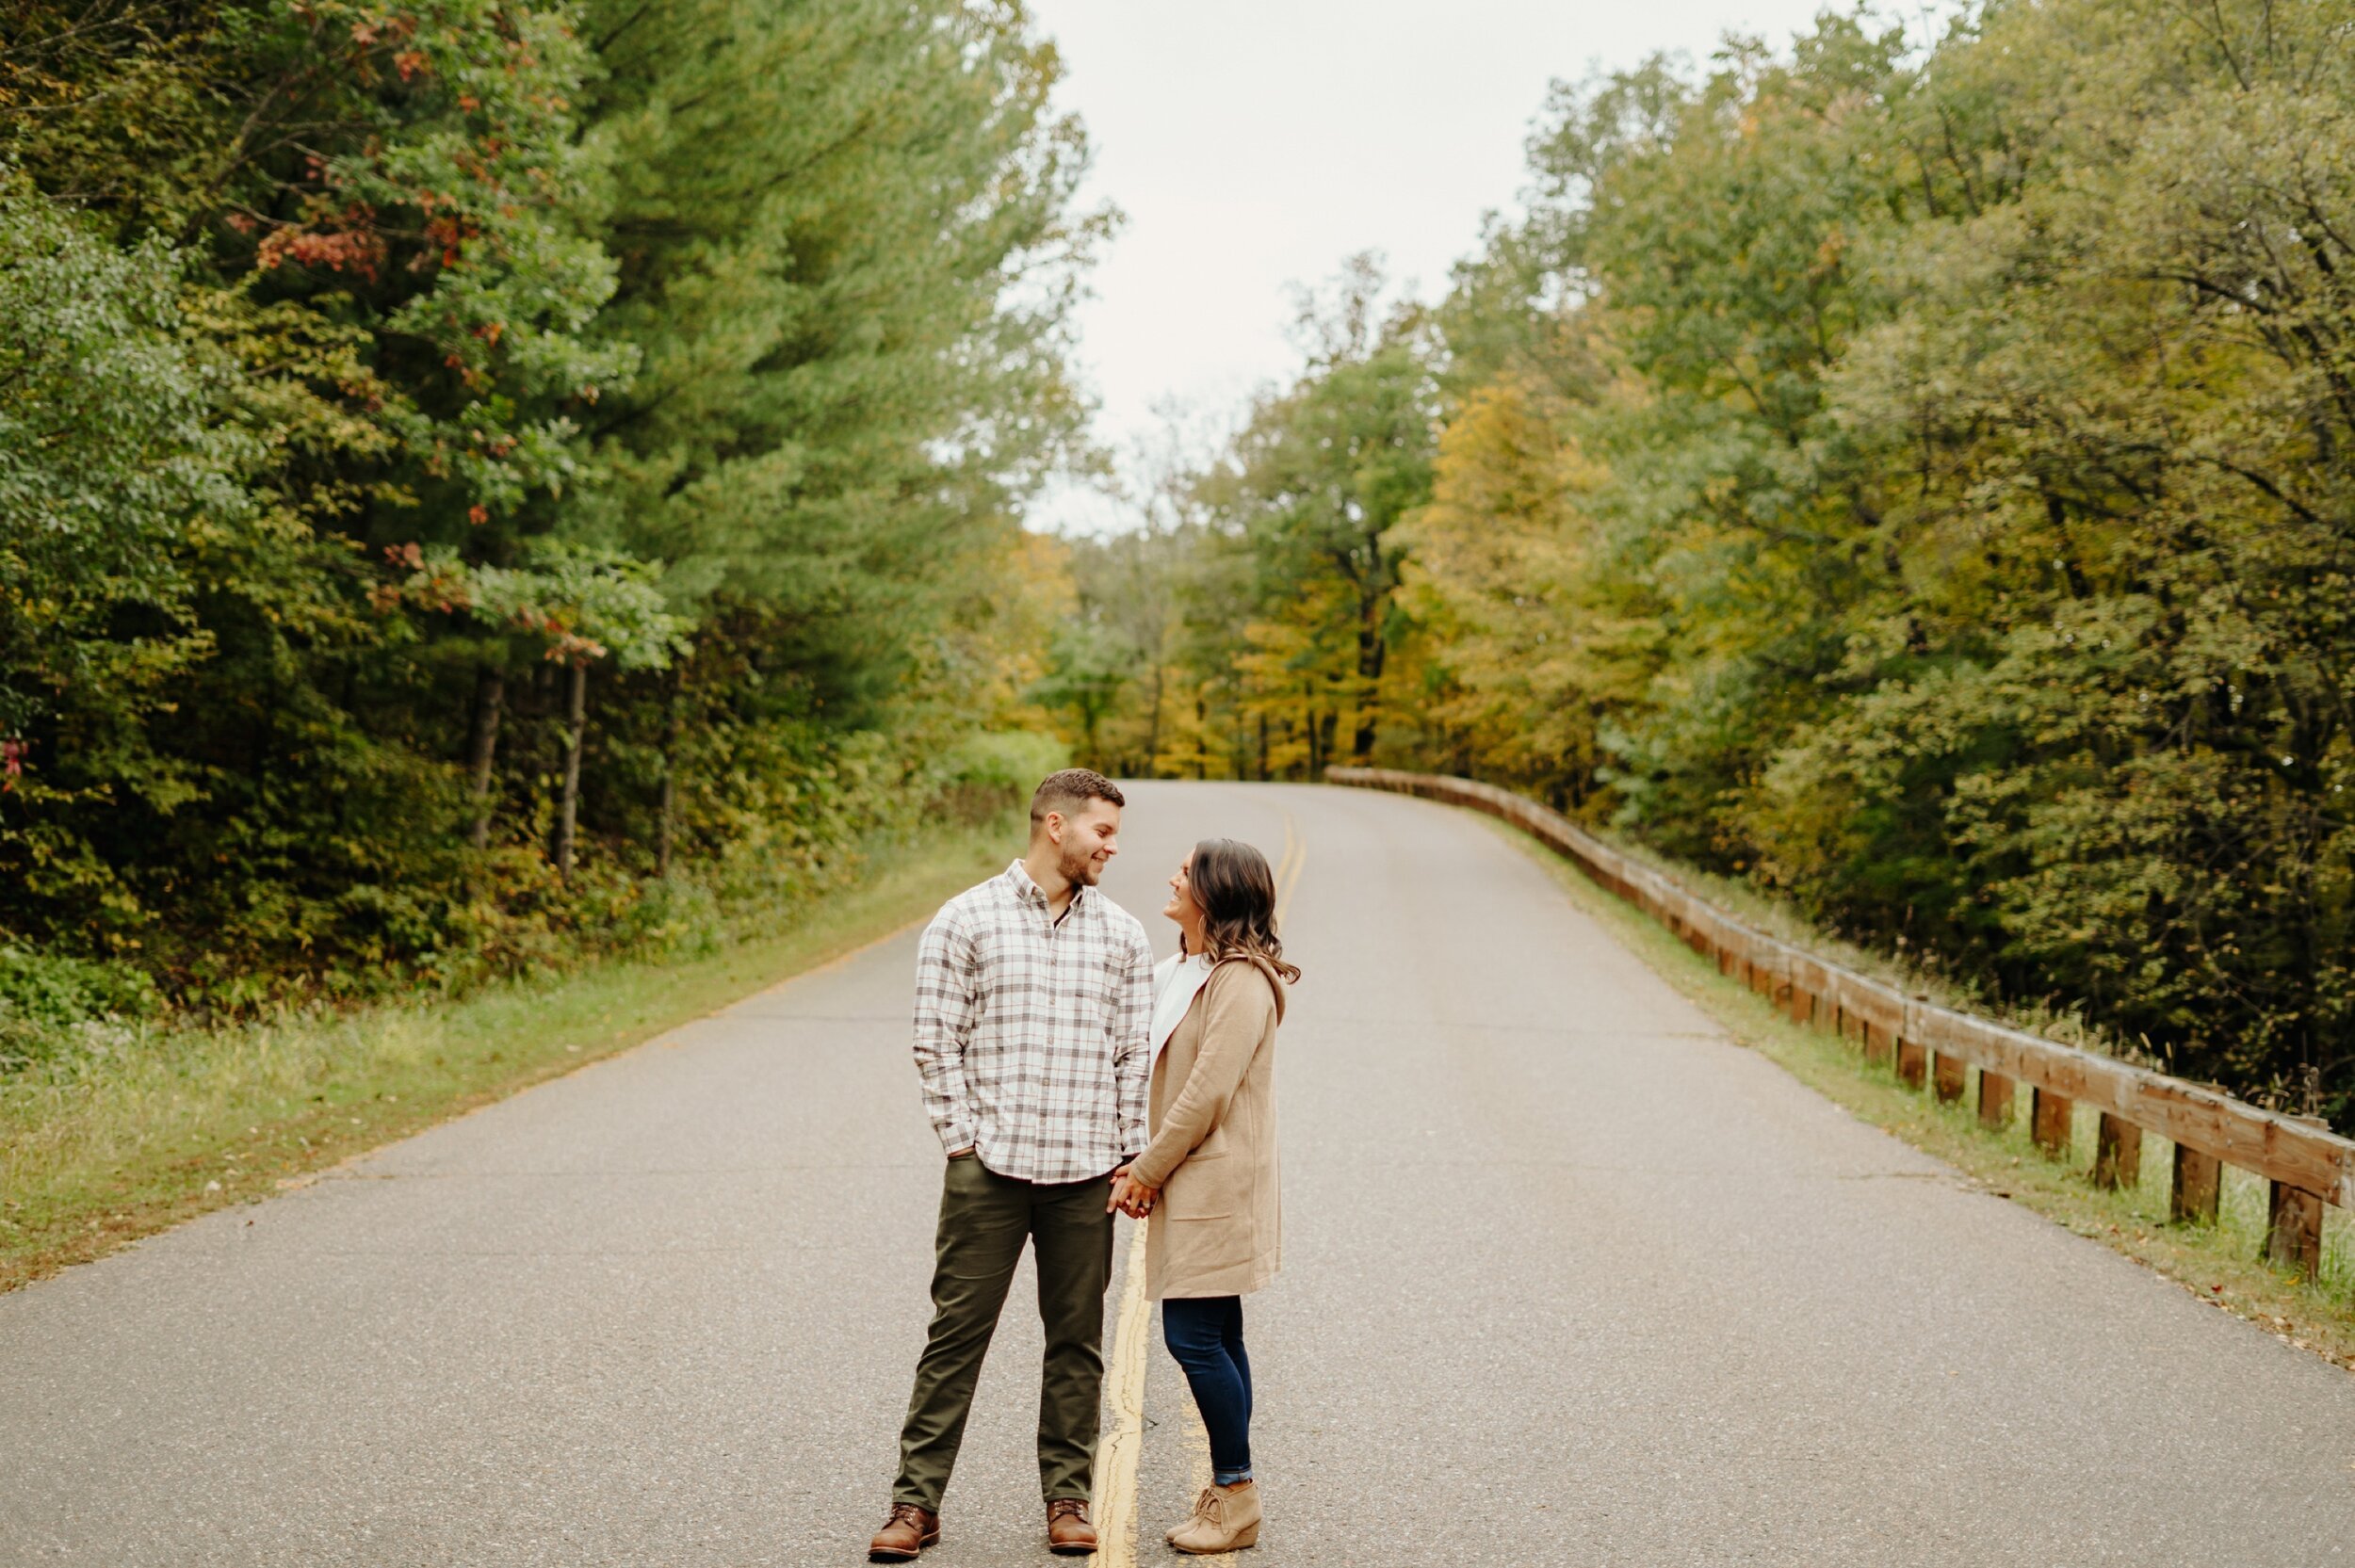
[{"left": 869, "top": 768, "right": 1155, "bottom": 1562}]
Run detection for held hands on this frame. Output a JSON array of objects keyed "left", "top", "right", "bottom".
[{"left": 1107, "top": 1164, "right": 1158, "bottom": 1218}]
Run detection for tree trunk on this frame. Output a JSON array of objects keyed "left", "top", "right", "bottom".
[
  {"left": 656, "top": 678, "right": 680, "bottom": 880},
  {"left": 466, "top": 665, "right": 506, "bottom": 849},
  {"left": 555, "top": 662, "right": 587, "bottom": 884},
  {"left": 1354, "top": 593, "right": 1386, "bottom": 762},
  {"left": 1144, "top": 664, "right": 1164, "bottom": 778}
]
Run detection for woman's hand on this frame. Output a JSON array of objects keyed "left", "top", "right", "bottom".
[{"left": 1107, "top": 1168, "right": 1159, "bottom": 1217}]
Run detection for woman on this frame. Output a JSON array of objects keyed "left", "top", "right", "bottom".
[{"left": 1108, "top": 838, "right": 1298, "bottom": 1555}]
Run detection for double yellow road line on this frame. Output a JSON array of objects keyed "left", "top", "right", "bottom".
[{"left": 1095, "top": 811, "right": 1304, "bottom": 1566}]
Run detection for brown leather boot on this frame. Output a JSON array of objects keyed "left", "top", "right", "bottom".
[
  {"left": 1046, "top": 1497, "right": 1098, "bottom": 1556},
  {"left": 868, "top": 1503, "right": 940, "bottom": 1561}
]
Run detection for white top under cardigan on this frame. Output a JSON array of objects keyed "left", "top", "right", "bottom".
[{"left": 1149, "top": 951, "right": 1214, "bottom": 1056}]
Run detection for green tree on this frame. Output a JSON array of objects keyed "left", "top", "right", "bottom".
[
  {"left": 0, "top": 173, "right": 252, "bottom": 876},
  {"left": 1202, "top": 257, "right": 1437, "bottom": 770},
  {"left": 577, "top": 0, "right": 1106, "bottom": 715}
]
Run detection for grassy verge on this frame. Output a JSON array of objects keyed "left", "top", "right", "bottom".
[
  {"left": 1478, "top": 811, "right": 2355, "bottom": 1373},
  {"left": 0, "top": 813, "right": 1017, "bottom": 1292}
]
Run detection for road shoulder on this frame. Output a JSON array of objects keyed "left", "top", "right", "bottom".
[{"left": 1473, "top": 808, "right": 2355, "bottom": 1375}]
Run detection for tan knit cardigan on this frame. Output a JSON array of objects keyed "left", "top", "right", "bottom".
[{"left": 1131, "top": 955, "right": 1285, "bottom": 1301}]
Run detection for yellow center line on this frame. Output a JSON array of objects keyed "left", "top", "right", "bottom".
[
  {"left": 1094, "top": 1217, "right": 1152, "bottom": 1560},
  {"left": 1096, "top": 809, "right": 1303, "bottom": 1565},
  {"left": 1276, "top": 809, "right": 1305, "bottom": 925}
]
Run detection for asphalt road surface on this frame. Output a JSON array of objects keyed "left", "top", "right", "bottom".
[{"left": 5, "top": 781, "right": 2354, "bottom": 1566}]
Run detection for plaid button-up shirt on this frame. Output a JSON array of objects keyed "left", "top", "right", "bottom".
[{"left": 912, "top": 860, "right": 1155, "bottom": 1184}]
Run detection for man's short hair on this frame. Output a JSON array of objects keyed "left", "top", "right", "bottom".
[{"left": 1030, "top": 768, "right": 1126, "bottom": 829}]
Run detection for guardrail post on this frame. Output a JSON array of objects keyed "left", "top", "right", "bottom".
[
  {"left": 2092, "top": 1114, "right": 2141, "bottom": 1190},
  {"left": 1863, "top": 1020, "right": 1894, "bottom": 1069},
  {"left": 1895, "top": 1038, "right": 1927, "bottom": 1090},
  {"left": 2266, "top": 1184, "right": 2324, "bottom": 1280},
  {"left": 1932, "top": 1053, "right": 1965, "bottom": 1105},
  {"left": 2032, "top": 1088, "right": 2073, "bottom": 1158},
  {"left": 2171, "top": 1144, "right": 2220, "bottom": 1224},
  {"left": 1978, "top": 1070, "right": 2014, "bottom": 1129},
  {"left": 1788, "top": 984, "right": 1815, "bottom": 1026}
]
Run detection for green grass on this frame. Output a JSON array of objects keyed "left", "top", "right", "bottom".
[
  {"left": 1478, "top": 811, "right": 2355, "bottom": 1372},
  {"left": 0, "top": 814, "right": 1017, "bottom": 1291}
]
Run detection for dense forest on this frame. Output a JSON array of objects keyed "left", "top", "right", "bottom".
[
  {"left": 8, "top": 0, "right": 2350, "bottom": 1122},
  {"left": 1043, "top": 0, "right": 2355, "bottom": 1117},
  {"left": 0, "top": 0, "right": 1088, "bottom": 1042}
]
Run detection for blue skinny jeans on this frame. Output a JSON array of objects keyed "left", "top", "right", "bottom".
[{"left": 1161, "top": 1295, "right": 1253, "bottom": 1485}]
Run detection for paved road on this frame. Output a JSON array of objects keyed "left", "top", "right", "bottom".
[{"left": 5, "top": 781, "right": 2354, "bottom": 1566}]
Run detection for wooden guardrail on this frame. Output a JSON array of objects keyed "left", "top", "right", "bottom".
[{"left": 1328, "top": 766, "right": 2350, "bottom": 1278}]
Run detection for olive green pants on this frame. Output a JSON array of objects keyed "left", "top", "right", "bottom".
[{"left": 892, "top": 1154, "right": 1116, "bottom": 1511}]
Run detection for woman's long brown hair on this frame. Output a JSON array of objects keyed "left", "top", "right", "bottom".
[{"left": 1180, "top": 837, "right": 1302, "bottom": 984}]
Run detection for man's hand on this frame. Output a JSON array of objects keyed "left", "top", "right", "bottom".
[
  {"left": 1107, "top": 1168, "right": 1158, "bottom": 1217},
  {"left": 947, "top": 1146, "right": 974, "bottom": 1159}
]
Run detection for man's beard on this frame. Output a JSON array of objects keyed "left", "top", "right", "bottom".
[{"left": 1059, "top": 843, "right": 1103, "bottom": 887}]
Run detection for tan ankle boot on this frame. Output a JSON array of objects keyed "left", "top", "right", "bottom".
[{"left": 1168, "top": 1480, "right": 1260, "bottom": 1554}]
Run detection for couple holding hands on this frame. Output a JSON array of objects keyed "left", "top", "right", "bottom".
[{"left": 870, "top": 769, "right": 1295, "bottom": 1561}]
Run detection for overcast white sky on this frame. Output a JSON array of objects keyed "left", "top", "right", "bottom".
[{"left": 1021, "top": 0, "right": 1872, "bottom": 533}]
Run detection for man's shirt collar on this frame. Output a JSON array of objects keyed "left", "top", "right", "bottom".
[{"left": 1004, "top": 858, "right": 1089, "bottom": 916}]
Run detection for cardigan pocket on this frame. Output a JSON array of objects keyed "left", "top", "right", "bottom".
[
  {"left": 1163, "top": 1214, "right": 1250, "bottom": 1285},
  {"left": 1167, "top": 1204, "right": 1234, "bottom": 1225},
  {"left": 1162, "top": 1157, "right": 1232, "bottom": 1220}
]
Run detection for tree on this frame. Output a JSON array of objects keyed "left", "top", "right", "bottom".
[
  {"left": 577, "top": 0, "right": 1107, "bottom": 717},
  {"left": 1201, "top": 257, "right": 1437, "bottom": 770},
  {"left": 0, "top": 174, "right": 252, "bottom": 886}
]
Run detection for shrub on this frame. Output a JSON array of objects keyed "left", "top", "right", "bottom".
[
  {"left": 931, "top": 731, "right": 1071, "bottom": 824},
  {"left": 0, "top": 946, "right": 162, "bottom": 1074}
]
